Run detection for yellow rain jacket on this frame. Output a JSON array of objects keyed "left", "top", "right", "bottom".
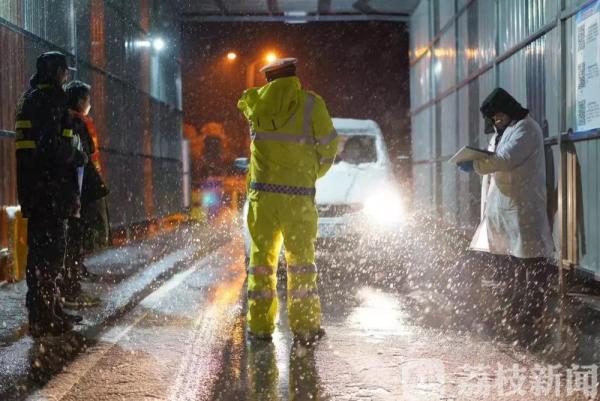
[{"left": 237, "top": 76, "right": 338, "bottom": 190}]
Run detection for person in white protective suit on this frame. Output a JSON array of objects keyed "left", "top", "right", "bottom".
[{"left": 457, "top": 88, "right": 555, "bottom": 334}]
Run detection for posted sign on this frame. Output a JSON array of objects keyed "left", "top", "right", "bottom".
[{"left": 576, "top": 0, "right": 600, "bottom": 132}]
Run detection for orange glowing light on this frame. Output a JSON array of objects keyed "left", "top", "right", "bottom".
[
  {"left": 265, "top": 52, "right": 278, "bottom": 63},
  {"left": 227, "top": 52, "right": 238, "bottom": 61}
]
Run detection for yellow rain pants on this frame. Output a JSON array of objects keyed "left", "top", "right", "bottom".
[{"left": 247, "top": 191, "right": 320, "bottom": 337}]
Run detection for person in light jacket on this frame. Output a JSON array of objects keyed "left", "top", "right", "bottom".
[{"left": 457, "top": 88, "right": 555, "bottom": 333}]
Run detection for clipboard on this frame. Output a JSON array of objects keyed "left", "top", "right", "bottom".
[{"left": 448, "top": 146, "right": 494, "bottom": 164}]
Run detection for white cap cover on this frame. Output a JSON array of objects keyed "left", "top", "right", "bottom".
[{"left": 260, "top": 57, "right": 298, "bottom": 73}]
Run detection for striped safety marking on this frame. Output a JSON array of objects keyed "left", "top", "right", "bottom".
[
  {"left": 248, "top": 266, "right": 274, "bottom": 276},
  {"left": 288, "top": 264, "right": 318, "bottom": 275},
  {"left": 247, "top": 289, "right": 277, "bottom": 300}
]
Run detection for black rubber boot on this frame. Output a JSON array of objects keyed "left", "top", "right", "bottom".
[
  {"left": 293, "top": 328, "right": 326, "bottom": 346},
  {"left": 29, "top": 310, "right": 74, "bottom": 339},
  {"left": 28, "top": 284, "right": 74, "bottom": 339},
  {"left": 80, "top": 263, "right": 101, "bottom": 282},
  {"left": 54, "top": 303, "right": 83, "bottom": 324},
  {"left": 247, "top": 330, "right": 273, "bottom": 342}
]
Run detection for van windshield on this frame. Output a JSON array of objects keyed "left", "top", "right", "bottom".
[{"left": 335, "top": 134, "right": 377, "bottom": 164}]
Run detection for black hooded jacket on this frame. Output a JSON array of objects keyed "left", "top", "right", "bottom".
[
  {"left": 480, "top": 88, "right": 529, "bottom": 121},
  {"left": 15, "top": 75, "right": 86, "bottom": 218}
]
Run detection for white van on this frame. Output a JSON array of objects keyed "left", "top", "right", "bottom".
[
  {"left": 315, "top": 118, "right": 404, "bottom": 241},
  {"left": 241, "top": 118, "right": 405, "bottom": 260}
]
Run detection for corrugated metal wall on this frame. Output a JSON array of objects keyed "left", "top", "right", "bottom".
[
  {"left": 0, "top": 0, "right": 184, "bottom": 227},
  {"left": 409, "top": 0, "right": 600, "bottom": 277}
]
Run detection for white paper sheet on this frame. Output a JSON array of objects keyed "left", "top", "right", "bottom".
[{"left": 448, "top": 146, "right": 494, "bottom": 164}]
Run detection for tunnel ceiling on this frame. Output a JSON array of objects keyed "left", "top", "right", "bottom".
[{"left": 177, "top": 0, "right": 418, "bottom": 21}]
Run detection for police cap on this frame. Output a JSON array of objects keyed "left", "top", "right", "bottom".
[
  {"left": 260, "top": 58, "right": 297, "bottom": 82},
  {"left": 36, "top": 51, "right": 73, "bottom": 76},
  {"left": 259, "top": 57, "right": 297, "bottom": 73}
]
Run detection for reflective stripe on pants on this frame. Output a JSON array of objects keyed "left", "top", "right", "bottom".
[
  {"left": 288, "top": 264, "right": 317, "bottom": 275},
  {"left": 248, "top": 265, "right": 274, "bottom": 276}
]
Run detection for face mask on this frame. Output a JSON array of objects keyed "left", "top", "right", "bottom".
[
  {"left": 484, "top": 117, "right": 495, "bottom": 134},
  {"left": 493, "top": 114, "right": 512, "bottom": 135}
]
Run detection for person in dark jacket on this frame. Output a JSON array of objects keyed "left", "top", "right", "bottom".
[
  {"left": 15, "top": 52, "right": 87, "bottom": 338},
  {"left": 61, "top": 81, "right": 109, "bottom": 307}
]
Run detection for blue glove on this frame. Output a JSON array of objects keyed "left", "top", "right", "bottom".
[{"left": 457, "top": 160, "right": 475, "bottom": 173}]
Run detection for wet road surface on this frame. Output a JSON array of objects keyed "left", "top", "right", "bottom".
[
  {"left": 27, "top": 241, "right": 245, "bottom": 401},
  {"left": 22, "top": 233, "right": 599, "bottom": 401}
]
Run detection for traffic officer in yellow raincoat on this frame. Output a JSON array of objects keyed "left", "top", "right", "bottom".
[{"left": 237, "top": 58, "right": 338, "bottom": 342}]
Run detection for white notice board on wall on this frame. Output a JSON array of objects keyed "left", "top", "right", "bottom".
[{"left": 576, "top": 0, "right": 600, "bottom": 132}]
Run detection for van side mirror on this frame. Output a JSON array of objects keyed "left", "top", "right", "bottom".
[{"left": 233, "top": 157, "right": 249, "bottom": 174}]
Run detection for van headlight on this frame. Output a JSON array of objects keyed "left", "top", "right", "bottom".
[{"left": 363, "top": 186, "right": 403, "bottom": 226}]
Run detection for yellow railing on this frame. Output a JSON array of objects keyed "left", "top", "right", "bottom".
[
  {"left": 0, "top": 175, "right": 248, "bottom": 281},
  {"left": 0, "top": 207, "right": 27, "bottom": 282},
  {"left": 190, "top": 189, "right": 206, "bottom": 224},
  {"left": 0, "top": 206, "right": 193, "bottom": 283}
]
